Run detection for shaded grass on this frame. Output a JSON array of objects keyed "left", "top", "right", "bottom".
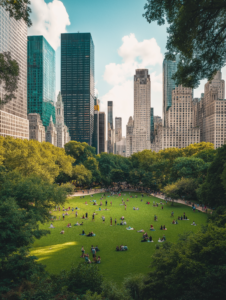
[{"left": 31, "top": 192, "right": 207, "bottom": 284}]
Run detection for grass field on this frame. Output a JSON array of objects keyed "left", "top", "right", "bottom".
[{"left": 30, "top": 192, "right": 208, "bottom": 284}]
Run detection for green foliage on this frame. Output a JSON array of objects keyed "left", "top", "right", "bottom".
[
  {"left": 66, "top": 263, "right": 103, "bottom": 295},
  {"left": 123, "top": 273, "right": 146, "bottom": 300},
  {"left": 0, "top": 0, "right": 32, "bottom": 27},
  {"left": 143, "top": 225, "right": 226, "bottom": 300},
  {"left": 163, "top": 178, "right": 198, "bottom": 201},
  {"left": 0, "top": 52, "right": 19, "bottom": 105},
  {"left": 60, "top": 182, "right": 75, "bottom": 194},
  {"left": 170, "top": 157, "right": 208, "bottom": 182},
  {"left": 73, "top": 164, "right": 92, "bottom": 186},
  {"left": 65, "top": 141, "right": 96, "bottom": 165},
  {"left": 84, "top": 156, "right": 101, "bottom": 183},
  {"left": 199, "top": 145, "right": 226, "bottom": 207},
  {"left": 143, "top": 0, "right": 226, "bottom": 88},
  {"left": 101, "top": 281, "right": 129, "bottom": 300},
  {"left": 0, "top": 136, "right": 74, "bottom": 183},
  {"left": 193, "top": 148, "right": 216, "bottom": 163},
  {"left": 208, "top": 206, "right": 226, "bottom": 228}
]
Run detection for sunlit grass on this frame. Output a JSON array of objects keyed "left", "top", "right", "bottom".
[{"left": 31, "top": 192, "right": 207, "bottom": 283}]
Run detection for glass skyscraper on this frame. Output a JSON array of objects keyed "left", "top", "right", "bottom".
[
  {"left": 27, "top": 36, "right": 56, "bottom": 128},
  {"left": 61, "top": 33, "right": 95, "bottom": 144},
  {"left": 163, "top": 55, "right": 179, "bottom": 125},
  {"left": 0, "top": 7, "right": 29, "bottom": 139}
]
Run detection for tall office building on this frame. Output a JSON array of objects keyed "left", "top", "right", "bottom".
[
  {"left": 0, "top": 7, "right": 29, "bottom": 139},
  {"left": 126, "top": 69, "right": 151, "bottom": 156},
  {"left": 61, "top": 33, "right": 95, "bottom": 144},
  {"left": 99, "top": 112, "right": 106, "bottom": 153},
  {"left": 107, "top": 101, "right": 114, "bottom": 153},
  {"left": 152, "top": 86, "right": 200, "bottom": 152},
  {"left": 115, "top": 117, "right": 122, "bottom": 142},
  {"left": 27, "top": 36, "right": 56, "bottom": 128},
  {"left": 150, "top": 107, "right": 154, "bottom": 143},
  {"left": 126, "top": 116, "right": 134, "bottom": 157},
  {"left": 163, "top": 55, "right": 179, "bottom": 126},
  {"left": 193, "top": 70, "right": 226, "bottom": 149},
  {"left": 93, "top": 97, "right": 100, "bottom": 154}
]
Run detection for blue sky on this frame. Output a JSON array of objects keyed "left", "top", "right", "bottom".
[{"left": 28, "top": 0, "right": 224, "bottom": 135}]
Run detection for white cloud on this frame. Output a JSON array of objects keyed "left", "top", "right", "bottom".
[
  {"left": 28, "top": 0, "right": 70, "bottom": 50},
  {"left": 101, "top": 33, "right": 163, "bottom": 136}
]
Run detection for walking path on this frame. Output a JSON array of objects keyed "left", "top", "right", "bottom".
[{"left": 70, "top": 189, "right": 207, "bottom": 213}]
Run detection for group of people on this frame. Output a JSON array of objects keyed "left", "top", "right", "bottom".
[
  {"left": 81, "top": 245, "right": 101, "bottom": 264},
  {"left": 160, "top": 225, "right": 167, "bottom": 230},
  {"left": 158, "top": 236, "right": 166, "bottom": 242},
  {"left": 116, "top": 245, "right": 128, "bottom": 251},
  {"left": 141, "top": 232, "right": 153, "bottom": 242}
]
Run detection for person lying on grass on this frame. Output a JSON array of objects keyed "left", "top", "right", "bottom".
[
  {"left": 137, "top": 229, "right": 145, "bottom": 232},
  {"left": 126, "top": 226, "right": 134, "bottom": 230},
  {"left": 158, "top": 235, "right": 166, "bottom": 242},
  {"left": 141, "top": 236, "right": 148, "bottom": 242},
  {"left": 116, "top": 245, "right": 128, "bottom": 251},
  {"left": 191, "top": 221, "right": 197, "bottom": 226},
  {"left": 74, "top": 222, "right": 83, "bottom": 226},
  {"left": 87, "top": 232, "right": 95, "bottom": 237},
  {"left": 49, "top": 223, "right": 55, "bottom": 228}
]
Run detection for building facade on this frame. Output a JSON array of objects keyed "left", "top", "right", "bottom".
[
  {"left": 28, "top": 113, "right": 46, "bottom": 142},
  {"left": 55, "top": 92, "right": 70, "bottom": 148},
  {"left": 152, "top": 86, "right": 200, "bottom": 152},
  {"left": 193, "top": 71, "right": 226, "bottom": 149},
  {"left": 115, "top": 117, "right": 122, "bottom": 142},
  {"left": 46, "top": 116, "right": 57, "bottom": 146},
  {"left": 27, "top": 36, "right": 56, "bottom": 128},
  {"left": 126, "top": 116, "right": 134, "bottom": 157},
  {"left": 92, "top": 97, "right": 100, "bottom": 154},
  {"left": 99, "top": 112, "right": 106, "bottom": 153},
  {"left": 163, "top": 56, "right": 179, "bottom": 126},
  {"left": 107, "top": 101, "right": 114, "bottom": 153},
  {"left": 0, "top": 6, "right": 29, "bottom": 139},
  {"left": 126, "top": 69, "right": 151, "bottom": 156},
  {"left": 61, "top": 33, "right": 95, "bottom": 144},
  {"left": 115, "top": 137, "right": 126, "bottom": 157}
]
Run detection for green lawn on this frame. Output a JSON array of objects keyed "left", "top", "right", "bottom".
[{"left": 30, "top": 192, "right": 207, "bottom": 284}]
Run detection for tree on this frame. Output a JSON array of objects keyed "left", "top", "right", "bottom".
[
  {"left": 170, "top": 157, "right": 208, "bottom": 182},
  {"left": 143, "top": 225, "right": 226, "bottom": 300},
  {"left": 193, "top": 148, "right": 216, "bottom": 163},
  {"left": 84, "top": 156, "right": 101, "bottom": 184},
  {"left": 0, "top": 0, "right": 32, "bottom": 27},
  {"left": 110, "top": 169, "right": 125, "bottom": 183},
  {"left": 163, "top": 177, "right": 198, "bottom": 201},
  {"left": 123, "top": 274, "right": 146, "bottom": 300},
  {"left": 72, "top": 164, "right": 92, "bottom": 186},
  {"left": 0, "top": 52, "right": 19, "bottom": 105},
  {"left": 65, "top": 141, "right": 96, "bottom": 165},
  {"left": 199, "top": 144, "right": 226, "bottom": 207},
  {"left": 143, "top": 0, "right": 226, "bottom": 88},
  {"left": 0, "top": 136, "right": 74, "bottom": 183}
]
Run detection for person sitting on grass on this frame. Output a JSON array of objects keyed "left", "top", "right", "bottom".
[
  {"left": 120, "top": 216, "right": 125, "bottom": 220},
  {"left": 160, "top": 225, "right": 163, "bottom": 230},
  {"left": 141, "top": 236, "right": 148, "bottom": 242},
  {"left": 81, "top": 246, "right": 85, "bottom": 257},
  {"left": 120, "top": 245, "right": 124, "bottom": 251},
  {"left": 98, "top": 206, "right": 101, "bottom": 211},
  {"left": 163, "top": 225, "right": 167, "bottom": 230},
  {"left": 93, "top": 255, "right": 97, "bottom": 263},
  {"left": 97, "top": 256, "right": 101, "bottom": 263},
  {"left": 143, "top": 232, "right": 148, "bottom": 238},
  {"left": 79, "top": 230, "right": 85, "bottom": 235},
  {"left": 85, "top": 254, "right": 91, "bottom": 264},
  {"left": 137, "top": 229, "right": 145, "bottom": 233},
  {"left": 49, "top": 223, "right": 55, "bottom": 228},
  {"left": 191, "top": 221, "right": 197, "bottom": 226},
  {"left": 172, "top": 219, "right": 176, "bottom": 224},
  {"left": 82, "top": 215, "right": 85, "bottom": 219},
  {"left": 124, "top": 245, "right": 128, "bottom": 250},
  {"left": 116, "top": 245, "right": 120, "bottom": 251},
  {"left": 67, "top": 223, "right": 72, "bottom": 228},
  {"left": 150, "top": 224, "right": 155, "bottom": 231},
  {"left": 149, "top": 236, "right": 153, "bottom": 242},
  {"left": 60, "top": 229, "right": 64, "bottom": 234},
  {"left": 95, "top": 245, "right": 100, "bottom": 252},
  {"left": 87, "top": 231, "right": 95, "bottom": 237},
  {"left": 133, "top": 207, "right": 136, "bottom": 210},
  {"left": 162, "top": 235, "right": 166, "bottom": 241},
  {"left": 91, "top": 247, "right": 96, "bottom": 256}
]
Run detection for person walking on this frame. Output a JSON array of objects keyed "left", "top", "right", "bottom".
[
  {"left": 115, "top": 218, "right": 117, "bottom": 225},
  {"left": 125, "top": 204, "right": 127, "bottom": 210},
  {"left": 62, "top": 213, "right": 65, "bottom": 221},
  {"left": 105, "top": 200, "right": 107, "bottom": 206},
  {"left": 92, "top": 213, "right": 95, "bottom": 221},
  {"left": 75, "top": 211, "right": 78, "bottom": 218},
  {"left": 85, "top": 212, "right": 88, "bottom": 219},
  {"left": 110, "top": 217, "right": 112, "bottom": 226}
]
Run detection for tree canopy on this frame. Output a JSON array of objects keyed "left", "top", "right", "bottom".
[{"left": 143, "top": 0, "right": 226, "bottom": 88}]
